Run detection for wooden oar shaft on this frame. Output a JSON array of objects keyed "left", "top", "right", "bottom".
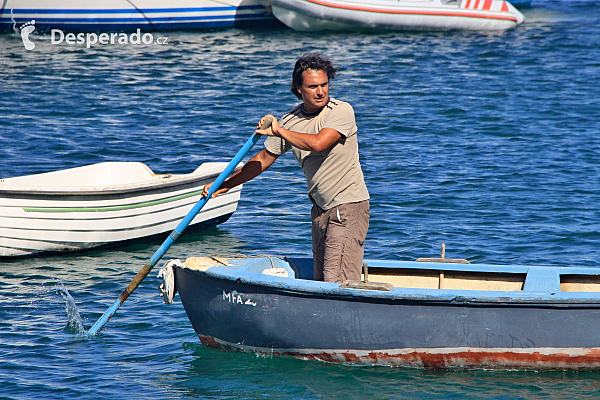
[
  {"left": 123, "top": 262, "right": 155, "bottom": 297},
  {"left": 88, "top": 118, "right": 272, "bottom": 335}
]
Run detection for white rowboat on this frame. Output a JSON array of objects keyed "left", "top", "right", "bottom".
[
  {"left": 264, "top": 0, "right": 525, "bottom": 31},
  {"left": 0, "top": 162, "right": 242, "bottom": 257}
]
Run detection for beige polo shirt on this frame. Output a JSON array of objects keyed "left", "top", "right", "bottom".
[{"left": 264, "top": 98, "right": 369, "bottom": 210}]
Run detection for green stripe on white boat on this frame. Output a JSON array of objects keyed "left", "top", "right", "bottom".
[{"left": 23, "top": 189, "right": 204, "bottom": 213}]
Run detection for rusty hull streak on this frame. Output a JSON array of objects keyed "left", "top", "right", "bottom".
[{"left": 197, "top": 335, "right": 600, "bottom": 370}]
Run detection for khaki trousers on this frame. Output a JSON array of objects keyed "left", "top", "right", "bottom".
[{"left": 311, "top": 200, "right": 370, "bottom": 283}]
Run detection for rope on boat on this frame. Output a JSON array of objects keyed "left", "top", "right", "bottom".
[{"left": 157, "top": 259, "right": 180, "bottom": 304}]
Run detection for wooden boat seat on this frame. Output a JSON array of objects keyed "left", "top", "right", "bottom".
[
  {"left": 366, "top": 268, "right": 526, "bottom": 291},
  {"left": 561, "top": 274, "right": 600, "bottom": 292}
]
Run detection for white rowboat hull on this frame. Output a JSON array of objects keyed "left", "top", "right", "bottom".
[{"left": 0, "top": 162, "right": 242, "bottom": 257}]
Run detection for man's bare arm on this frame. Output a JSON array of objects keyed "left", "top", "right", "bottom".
[
  {"left": 257, "top": 115, "right": 341, "bottom": 153},
  {"left": 202, "top": 148, "right": 279, "bottom": 198}
]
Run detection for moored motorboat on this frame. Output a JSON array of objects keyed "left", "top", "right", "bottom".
[
  {"left": 0, "top": 161, "right": 243, "bottom": 257},
  {"left": 262, "top": 0, "right": 525, "bottom": 31},
  {"left": 168, "top": 254, "right": 600, "bottom": 370},
  {"left": 0, "top": 0, "right": 277, "bottom": 33}
]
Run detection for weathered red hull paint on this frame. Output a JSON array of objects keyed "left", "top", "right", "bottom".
[{"left": 197, "top": 334, "right": 600, "bottom": 370}]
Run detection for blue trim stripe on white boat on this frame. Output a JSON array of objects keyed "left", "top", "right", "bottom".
[
  {"left": 3, "top": 6, "right": 266, "bottom": 14},
  {"left": 1, "top": 16, "right": 268, "bottom": 23},
  {"left": 0, "top": 5, "right": 276, "bottom": 31}
]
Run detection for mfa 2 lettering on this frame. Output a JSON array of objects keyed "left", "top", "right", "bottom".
[{"left": 222, "top": 291, "right": 256, "bottom": 306}]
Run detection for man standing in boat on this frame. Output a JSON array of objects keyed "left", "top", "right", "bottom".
[{"left": 203, "top": 53, "right": 370, "bottom": 283}]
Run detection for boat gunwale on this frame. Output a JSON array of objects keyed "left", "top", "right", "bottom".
[
  {"left": 175, "top": 257, "right": 600, "bottom": 305},
  {"left": 0, "top": 164, "right": 243, "bottom": 197}
]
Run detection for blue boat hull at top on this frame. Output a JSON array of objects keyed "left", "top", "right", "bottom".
[
  {"left": 510, "top": 0, "right": 532, "bottom": 8},
  {"left": 171, "top": 255, "right": 600, "bottom": 370},
  {"left": 0, "top": 0, "right": 279, "bottom": 33}
]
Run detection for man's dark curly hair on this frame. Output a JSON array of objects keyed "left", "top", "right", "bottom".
[{"left": 291, "top": 53, "right": 338, "bottom": 100}]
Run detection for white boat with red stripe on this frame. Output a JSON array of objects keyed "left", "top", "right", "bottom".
[{"left": 263, "top": 0, "right": 525, "bottom": 31}]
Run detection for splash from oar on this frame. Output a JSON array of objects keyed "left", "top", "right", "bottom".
[
  {"left": 87, "top": 117, "right": 273, "bottom": 335},
  {"left": 57, "top": 282, "right": 86, "bottom": 335}
]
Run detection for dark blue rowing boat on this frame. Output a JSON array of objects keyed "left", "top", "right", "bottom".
[{"left": 168, "top": 254, "right": 600, "bottom": 370}]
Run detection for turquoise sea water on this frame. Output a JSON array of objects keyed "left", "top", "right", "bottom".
[{"left": 1, "top": 1, "right": 600, "bottom": 398}]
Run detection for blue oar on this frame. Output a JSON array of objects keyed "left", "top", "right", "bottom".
[{"left": 88, "top": 118, "right": 272, "bottom": 335}]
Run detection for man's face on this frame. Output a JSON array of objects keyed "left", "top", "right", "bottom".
[{"left": 298, "top": 69, "right": 329, "bottom": 113}]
